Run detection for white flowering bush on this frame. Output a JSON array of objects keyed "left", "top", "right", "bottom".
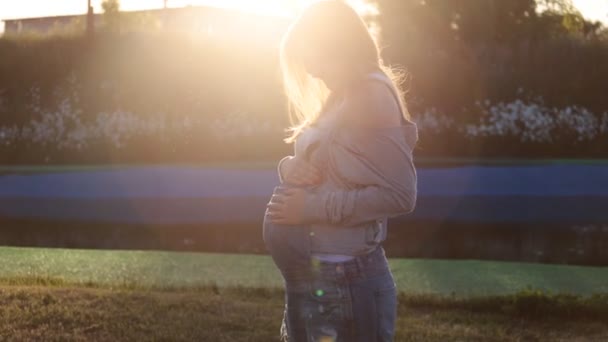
[
  {"left": 0, "top": 80, "right": 604, "bottom": 163},
  {"left": 410, "top": 98, "right": 606, "bottom": 144},
  {"left": 465, "top": 99, "right": 556, "bottom": 142},
  {"left": 20, "top": 97, "right": 150, "bottom": 150},
  {"left": 0, "top": 83, "right": 282, "bottom": 162},
  {"left": 209, "top": 111, "right": 280, "bottom": 141},
  {"left": 0, "top": 125, "right": 19, "bottom": 146},
  {"left": 554, "top": 106, "right": 601, "bottom": 142},
  {"left": 598, "top": 112, "right": 608, "bottom": 135},
  {"left": 411, "top": 107, "right": 455, "bottom": 134},
  {"left": 480, "top": 100, "right": 604, "bottom": 143},
  {"left": 14, "top": 107, "right": 280, "bottom": 150}
]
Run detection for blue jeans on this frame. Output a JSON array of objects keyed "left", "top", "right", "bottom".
[{"left": 263, "top": 187, "right": 397, "bottom": 341}]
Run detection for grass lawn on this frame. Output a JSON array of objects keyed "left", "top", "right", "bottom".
[
  {"left": 1, "top": 246, "right": 608, "bottom": 341},
  {"left": 1, "top": 284, "right": 607, "bottom": 341},
  {"left": 1, "top": 246, "right": 607, "bottom": 296}
]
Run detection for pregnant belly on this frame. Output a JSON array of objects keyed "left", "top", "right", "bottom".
[{"left": 263, "top": 186, "right": 312, "bottom": 273}]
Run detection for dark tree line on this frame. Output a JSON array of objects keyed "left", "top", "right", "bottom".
[{"left": 375, "top": 0, "right": 607, "bottom": 115}]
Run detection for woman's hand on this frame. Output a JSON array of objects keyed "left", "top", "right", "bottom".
[
  {"left": 266, "top": 187, "right": 309, "bottom": 225},
  {"left": 281, "top": 156, "right": 323, "bottom": 186}
]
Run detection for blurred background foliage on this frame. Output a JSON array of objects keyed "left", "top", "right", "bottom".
[{"left": 0, "top": 0, "right": 606, "bottom": 164}]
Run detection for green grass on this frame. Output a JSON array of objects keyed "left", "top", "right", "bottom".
[
  {"left": 1, "top": 246, "right": 607, "bottom": 297},
  {"left": 0, "top": 284, "right": 607, "bottom": 341},
  {"left": 1, "top": 246, "right": 608, "bottom": 341}
]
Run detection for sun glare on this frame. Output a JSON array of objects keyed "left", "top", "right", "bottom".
[
  {"left": 0, "top": 0, "right": 379, "bottom": 34},
  {"left": 0, "top": 0, "right": 605, "bottom": 24},
  {"left": 186, "top": 0, "right": 378, "bottom": 18},
  {"left": 173, "top": 0, "right": 294, "bottom": 17},
  {"left": 0, "top": 0, "right": 378, "bottom": 21},
  {"left": 572, "top": 0, "right": 608, "bottom": 23}
]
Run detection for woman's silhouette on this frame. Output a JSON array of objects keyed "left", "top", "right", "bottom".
[{"left": 264, "top": 1, "right": 418, "bottom": 340}]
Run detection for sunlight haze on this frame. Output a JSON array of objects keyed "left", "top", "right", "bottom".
[
  {"left": 0, "top": 0, "right": 383, "bottom": 33},
  {"left": 0, "top": 0, "right": 606, "bottom": 33}
]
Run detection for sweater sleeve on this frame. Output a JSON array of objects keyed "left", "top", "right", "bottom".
[{"left": 300, "top": 125, "right": 417, "bottom": 227}]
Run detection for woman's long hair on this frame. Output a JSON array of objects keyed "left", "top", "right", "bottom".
[{"left": 280, "top": 0, "right": 409, "bottom": 143}]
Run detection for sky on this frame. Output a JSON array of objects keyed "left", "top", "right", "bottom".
[
  {"left": 573, "top": 0, "right": 608, "bottom": 23},
  {"left": 0, "top": 0, "right": 607, "bottom": 32}
]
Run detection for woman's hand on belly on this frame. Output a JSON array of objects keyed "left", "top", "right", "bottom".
[{"left": 266, "top": 187, "right": 310, "bottom": 225}]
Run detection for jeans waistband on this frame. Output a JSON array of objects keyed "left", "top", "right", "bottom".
[
  {"left": 315, "top": 245, "right": 387, "bottom": 279},
  {"left": 283, "top": 245, "right": 390, "bottom": 292},
  {"left": 283, "top": 245, "right": 389, "bottom": 284}
]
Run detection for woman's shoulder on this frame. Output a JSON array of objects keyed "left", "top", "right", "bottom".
[{"left": 340, "top": 75, "right": 404, "bottom": 128}]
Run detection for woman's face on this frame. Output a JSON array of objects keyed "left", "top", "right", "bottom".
[{"left": 303, "top": 50, "right": 344, "bottom": 91}]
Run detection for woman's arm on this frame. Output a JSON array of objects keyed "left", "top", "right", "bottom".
[
  {"left": 300, "top": 81, "right": 418, "bottom": 226},
  {"left": 267, "top": 80, "right": 417, "bottom": 226},
  {"left": 299, "top": 127, "right": 417, "bottom": 226}
]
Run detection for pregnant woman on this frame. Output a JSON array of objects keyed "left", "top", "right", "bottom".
[{"left": 263, "top": 1, "right": 418, "bottom": 341}]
